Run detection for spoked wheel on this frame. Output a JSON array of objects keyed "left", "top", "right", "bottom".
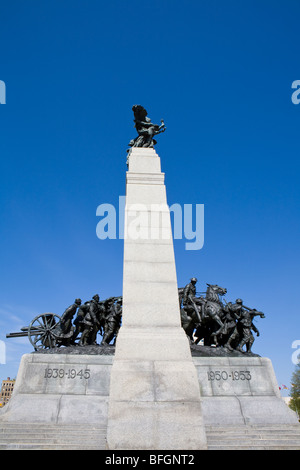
[{"left": 28, "top": 313, "right": 61, "bottom": 351}]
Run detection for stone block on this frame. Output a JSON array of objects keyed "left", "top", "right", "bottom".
[
  {"left": 123, "top": 260, "right": 177, "bottom": 283},
  {"left": 128, "top": 148, "right": 162, "bottom": 173},
  {"left": 119, "top": 301, "right": 181, "bottom": 329},
  {"left": 193, "top": 356, "right": 299, "bottom": 425},
  {"left": 113, "top": 327, "right": 193, "bottom": 361},
  {"left": 126, "top": 185, "right": 168, "bottom": 206},
  {"left": 107, "top": 401, "right": 206, "bottom": 450},
  {"left": 123, "top": 242, "right": 176, "bottom": 263},
  {"left": 0, "top": 353, "right": 113, "bottom": 426},
  {"left": 122, "top": 280, "right": 179, "bottom": 308}
]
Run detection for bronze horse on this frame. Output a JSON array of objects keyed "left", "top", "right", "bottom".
[{"left": 180, "top": 283, "right": 227, "bottom": 345}]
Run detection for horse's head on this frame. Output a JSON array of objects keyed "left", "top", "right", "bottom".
[{"left": 206, "top": 283, "right": 227, "bottom": 297}]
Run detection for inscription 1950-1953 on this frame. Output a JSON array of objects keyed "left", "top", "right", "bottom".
[
  {"left": 44, "top": 368, "right": 90, "bottom": 379},
  {"left": 207, "top": 370, "right": 252, "bottom": 381}
]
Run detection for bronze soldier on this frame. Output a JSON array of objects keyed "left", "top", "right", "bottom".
[
  {"left": 182, "top": 278, "right": 198, "bottom": 309},
  {"left": 101, "top": 298, "right": 122, "bottom": 346},
  {"left": 51, "top": 298, "right": 82, "bottom": 347},
  {"left": 72, "top": 301, "right": 90, "bottom": 343},
  {"left": 223, "top": 299, "right": 244, "bottom": 351},
  {"left": 224, "top": 299, "right": 264, "bottom": 353},
  {"left": 60, "top": 298, "right": 82, "bottom": 334},
  {"left": 79, "top": 294, "right": 101, "bottom": 346},
  {"left": 236, "top": 309, "right": 261, "bottom": 353}
]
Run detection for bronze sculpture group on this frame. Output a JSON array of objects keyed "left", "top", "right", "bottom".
[
  {"left": 180, "top": 278, "right": 265, "bottom": 354},
  {"left": 6, "top": 295, "right": 123, "bottom": 351},
  {"left": 55, "top": 295, "right": 122, "bottom": 348},
  {"left": 55, "top": 277, "right": 265, "bottom": 354},
  {"left": 7, "top": 277, "right": 264, "bottom": 355}
]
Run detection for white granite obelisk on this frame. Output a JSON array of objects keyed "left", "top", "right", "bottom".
[{"left": 106, "top": 147, "right": 207, "bottom": 450}]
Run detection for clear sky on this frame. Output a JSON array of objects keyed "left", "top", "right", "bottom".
[{"left": 0, "top": 0, "right": 299, "bottom": 396}]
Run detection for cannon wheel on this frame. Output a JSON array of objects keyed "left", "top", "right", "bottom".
[{"left": 28, "top": 313, "right": 61, "bottom": 351}]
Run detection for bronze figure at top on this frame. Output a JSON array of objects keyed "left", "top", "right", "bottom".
[{"left": 128, "top": 105, "right": 166, "bottom": 150}]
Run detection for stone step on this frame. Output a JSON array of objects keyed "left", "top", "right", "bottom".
[
  {"left": 205, "top": 424, "right": 300, "bottom": 430},
  {"left": 208, "top": 438, "right": 300, "bottom": 445},
  {"left": 0, "top": 435, "right": 106, "bottom": 441},
  {"left": 208, "top": 445, "right": 300, "bottom": 450},
  {"left": 207, "top": 433, "right": 300, "bottom": 440},
  {"left": 0, "top": 441, "right": 107, "bottom": 450},
  {"left": 205, "top": 424, "right": 300, "bottom": 450},
  {"left": 206, "top": 435, "right": 300, "bottom": 440},
  {"left": 205, "top": 426, "right": 300, "bottom": 434},
  {"left": 0, "top": 444, "right": 106, "bottom": 450},
  {"left": 207, "top": 431, "right": 300, "bottom": 437},
  {"left": 0, "top": 427, "right": 107, "bottom": 435},
  {"left": 0, "top": 422, "right": 108, "bottom": 450},
  {"left": 0, "top": 434, "right": 105, "bottom": 441},
  {"left": 0, "top": 423, "right": 105, "bottom": 428}
]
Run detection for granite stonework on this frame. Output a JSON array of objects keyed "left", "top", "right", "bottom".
[
  {"left": 106, "top": 148, "right": 207, "bottom": 450},
  {"left": 0, "top": 353, "right": 113, "bottom": 426},
  {"left": 1, "top": 351, "right": 297, "bottom": 433},
  {"left": 193, "top": 356, "right": 298, "bottom": 425}
]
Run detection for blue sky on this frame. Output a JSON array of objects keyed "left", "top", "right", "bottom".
[{"left": 0, "top": 0, "right": 299, "bottom": 396}]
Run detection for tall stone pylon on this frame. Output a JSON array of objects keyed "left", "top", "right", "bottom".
[{"left": 107, "top": 147, "right": 207, "bottom": 450}]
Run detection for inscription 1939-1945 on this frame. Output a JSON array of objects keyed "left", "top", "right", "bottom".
[
  {"left": 44, "top": 368, "right": 90, "bottom": 379},
  {"left": 207, "top": 370, "right": 252, "bottom": 381}
]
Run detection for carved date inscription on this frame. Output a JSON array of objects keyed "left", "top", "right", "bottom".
[
  {"left": 207, "top": 370, "right": 252, "bottom": 381},
  {"left": 44, "top": 368, "right": 90, "bottom": 379}
]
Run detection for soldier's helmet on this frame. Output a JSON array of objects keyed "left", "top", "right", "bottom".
[
  {"left": 190, "top": 277, "right": 198, "bottom": 283},
  {"left": 75, "top": 298, "right": 82, "bottom": 305},
  {"left": 93, "top": 294, "right": 100, "bottom": 302},
  {"left": 236, "top": 298, "right": 243, "bottom": 304}
]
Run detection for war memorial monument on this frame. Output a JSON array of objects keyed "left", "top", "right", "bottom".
[{"left": 0, "top": 106, "right": 299, "bottom": 450}]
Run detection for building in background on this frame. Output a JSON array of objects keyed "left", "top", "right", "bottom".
[{"left": 0, "top": 377, "right": 15, "bottom": 407}]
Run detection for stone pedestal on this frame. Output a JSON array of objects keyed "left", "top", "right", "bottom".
[
  {"left": 0, "top": 352, "right": 113, "bottom": 449},
  {"left": 0, "top": 353, "right": 113, "bottom": 425},
  {"left": 1, "top": 352, "right": 298, "bottom": 449},
  {"left": 193, "top": 356, "right": 298, "bottom": 425},
  {"left": 106, "top": 148, "right": 207, "bottom": 450}
]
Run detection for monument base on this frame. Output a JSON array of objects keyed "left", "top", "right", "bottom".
[
  {"left": 193, "top": 356, "right": 298, "bottom": 425},
  {"left": 1, "top": 352, "right": 299, "bottom": 449},
  {"left": 0, "top": 352, "right": 113, "bottom": 449},
  {"left": 0, "top": 352, "right": 113, "bottom": 425}
]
